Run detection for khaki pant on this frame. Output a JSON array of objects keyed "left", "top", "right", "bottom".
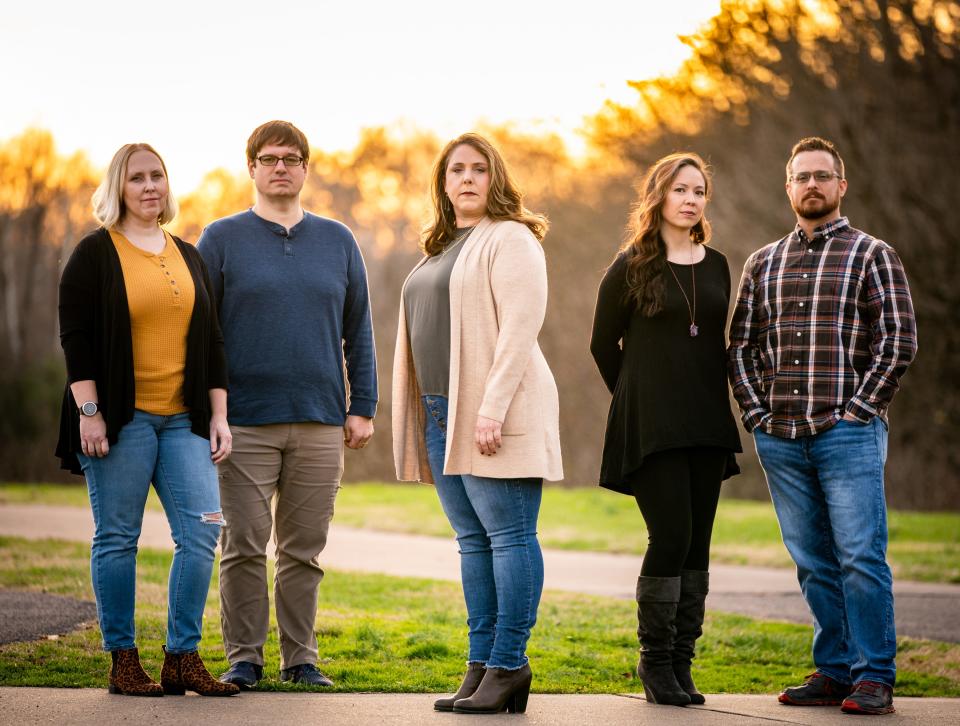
[{"left": 218, "top": 423, "right": 343, "bottom": 669}]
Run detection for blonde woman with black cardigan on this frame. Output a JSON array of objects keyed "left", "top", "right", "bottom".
[
  {"left": 393, "top": 133, "right": 562, "bottom": 715},
  {"left": 55, "top": 143, "right": 238, "bottom": 698},
  {"left": 590, "top": 153, "right": 741, "bottom": 707}
]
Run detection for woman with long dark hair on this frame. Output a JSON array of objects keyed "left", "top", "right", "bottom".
[
  {"left": 590, "top": 153, "right": 740, "bottom": 706},
  {"left": 393, "top": 132, "right": 562, "bottom": 714}
]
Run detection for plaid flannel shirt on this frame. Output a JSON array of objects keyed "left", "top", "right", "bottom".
[{"left": 727, "top": 217, "right": 917, "bottom": 438}]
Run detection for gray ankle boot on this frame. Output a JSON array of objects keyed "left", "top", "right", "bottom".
[
  {"left": 636, "top": 575, "right": 691, "bottom": 706},
  {"left": 673, "top": 570, "right": 709, "bottom": 705},
  {"left": 434, "top": 662, "right": 485, "bottom": 711},
  {"left": 453, "top": 664, "right": 532, "bottom": 714}
]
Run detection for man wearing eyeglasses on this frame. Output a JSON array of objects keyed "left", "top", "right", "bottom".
[
  {"left": 197, "top": 120, "right": 377, "bottom": 690},
  {"left": 728, "top": 137, "right": 916, "bottom": 716}
]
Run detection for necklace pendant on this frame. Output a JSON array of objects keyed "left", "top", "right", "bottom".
[{"left": 689, "top": 324, "right": 699, "bottom": 337}]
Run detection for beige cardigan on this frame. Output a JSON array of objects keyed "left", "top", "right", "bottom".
[{"left": 392, "top": 217, "right": 563, "bottom": 483}]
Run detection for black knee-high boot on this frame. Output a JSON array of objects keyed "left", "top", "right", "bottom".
[
  {"left": 673, "top": 569, "right": 709, "bottom": 704},
  {"left": 635, "top": 576, "right": 691, "bottom": 706}
]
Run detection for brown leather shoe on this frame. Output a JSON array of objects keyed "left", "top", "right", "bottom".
[
  {"left": 453, "top": 664, "right": 532, "bottom": 714},
  {"left": 161, "top": 647, "right": 240, "bottom": 697},
  {"left": 434, "top": 662, "right": 486, "bottom": 712},
  {"left": 109, "top": 647, "right": 163, "bottom": 696},
  {"left": 778, "top": 671, "right": 852, "bottom": 706}
]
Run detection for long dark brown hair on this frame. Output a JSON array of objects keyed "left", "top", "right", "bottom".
[
  {"left": 421, "top": 133, "right": 548, "bottom": 256},
  {"left": 619, "top": 153, "right": 712, "bottom": 316}
]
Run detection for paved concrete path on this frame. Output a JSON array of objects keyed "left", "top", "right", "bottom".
[
  {"left": 1, "top": 689, "right": 958, "bottom": 725},
  {"left": 2, "top": 503, "right": 960, "bottom": 642}
]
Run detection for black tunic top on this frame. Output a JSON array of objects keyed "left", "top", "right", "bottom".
[
  {"left": 590, "top": 246, "right": 742, "bottom": 495},
  {"left": 55, "top": 228, "right": 228, "bottom": 475}
]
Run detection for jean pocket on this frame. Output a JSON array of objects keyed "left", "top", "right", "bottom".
[
  {"left": 837, "top": 417, "right": 871, "bottom": 427},
  {"left": 425, "top": 400, "right": 446, "bottom": 432}
]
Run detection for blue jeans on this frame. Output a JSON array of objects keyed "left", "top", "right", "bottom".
[
  {"left": 79, "top": 410, "right": 223, "bottom": 653},
  {"left": 754, "top": 417, "right": 895, "bottom": 687},
  {"left": 422, "top": 395, "right": 544, "bottom": 670}
]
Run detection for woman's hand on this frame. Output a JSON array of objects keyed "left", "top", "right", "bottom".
[
  {"left": 79, "top": 414, "right": 109, "bottom": 457},
  {"left": 71, "top": 381, "right": 107, "bottom": 457},
  {"left": 210, "top": 414, "right": 232, "bottom": 463},
  {"left": 475, "top": 415, "right": 502, "bottom": 456}
]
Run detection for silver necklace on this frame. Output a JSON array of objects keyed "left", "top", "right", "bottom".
[
  {"left": 666, "top": 247, "right": 698, "bottom": 337},
  {"left": 440, "top": 228, "right": 471, "bottom": 258}
]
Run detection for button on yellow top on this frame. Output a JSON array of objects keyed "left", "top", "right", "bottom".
[{"left": 110, "top": 230, "right": 196, "bottom": 415}]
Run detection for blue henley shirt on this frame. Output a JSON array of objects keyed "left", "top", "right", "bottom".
[{"left": 198, "top": 210, "right": 377, "bottom": 426}]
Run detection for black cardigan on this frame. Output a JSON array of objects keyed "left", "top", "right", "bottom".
[
  {"left": 55, "top": 227, "right": 228, "bottom": 475},
  {"left": 590, "top": 247, "right": 742, "bottom": 494}
]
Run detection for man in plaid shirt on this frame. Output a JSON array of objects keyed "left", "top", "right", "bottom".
[{"left": 728, "top": 137, "right": 917, "bottom": 716}]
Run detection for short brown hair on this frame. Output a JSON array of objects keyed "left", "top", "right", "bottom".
[
  {"left": 786, "top": 136, "right": 845, "bottom": 179},
  {"left": 246, "top": 120, "right": 310, "bottom": 163}
]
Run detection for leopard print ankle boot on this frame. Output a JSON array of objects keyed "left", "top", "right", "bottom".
[
  {"left": 161, "top": 647, "right": 240, "bottom": 696},
  {"left": 109, "top": 647, "right": 163, "bottom": 696}
]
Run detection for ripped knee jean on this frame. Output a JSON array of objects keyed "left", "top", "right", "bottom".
[{"left": 80, "top": 410, "right": 224, "bottom": 653}]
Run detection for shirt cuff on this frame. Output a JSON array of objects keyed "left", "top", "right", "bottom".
[
  {"left": 844, "top": 397, "right": 877, "bottom": 423},
  {"left": 742, "top": 408, "right": 771, "bottom": 433},
  {"left": 347, "top": 397, "right": 378, "bottom": 419}
]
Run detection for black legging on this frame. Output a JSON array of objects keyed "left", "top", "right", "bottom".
[{"left": 629, "top": 447, "right": 727, "bottom": 578}]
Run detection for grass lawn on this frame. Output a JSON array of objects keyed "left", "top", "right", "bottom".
[
  {"left": 0, "top": 535, "right": 958, "bottom": 696},
  {"left": 4, "top": 482, "right": 958, "bottom": 583}
]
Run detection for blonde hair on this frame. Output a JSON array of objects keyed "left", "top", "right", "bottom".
[
  {"left": 619, "top": 152, "right": 712, "bottom": 316},
  {"left": 92, "top": 143, "right": 178, "bottom": 229},
  {"left": 422, "top": 133, "right": 548, "bottom": 256}
]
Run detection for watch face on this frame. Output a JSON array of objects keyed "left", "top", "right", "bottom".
[{"left": 81, "top": 401, "right": 98, "bottom": 416}]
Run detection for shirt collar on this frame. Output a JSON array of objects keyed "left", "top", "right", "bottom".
[
  {"left": 248, "top": 208, "right": 308, "bottom": 238},
  {"left": 795, "top": 216, "right": 850, "bottom": 244}
]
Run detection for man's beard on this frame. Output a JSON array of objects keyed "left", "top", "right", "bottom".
[{"left": 793, "top": 192, "right": 840, "bottom": 220}]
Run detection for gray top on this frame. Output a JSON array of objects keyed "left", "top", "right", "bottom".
[{"left": 404, "top": 228, "right": 472, "bottom": 396}]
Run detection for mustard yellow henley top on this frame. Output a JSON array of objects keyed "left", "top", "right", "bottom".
[{"left": 110, "top": 230, "right": 195, "bottom": 414}]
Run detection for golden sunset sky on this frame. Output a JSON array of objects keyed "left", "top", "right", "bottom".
[{"left": 2, "top": 0, "right": 720, "bottom": 190}]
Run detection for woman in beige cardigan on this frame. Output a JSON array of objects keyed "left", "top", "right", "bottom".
[{"left": 393, "top": 133, "right": 562, "bottom": 715}]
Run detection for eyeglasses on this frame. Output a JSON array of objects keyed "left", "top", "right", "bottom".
[
  {"left": 256, "top": 154, "right": 305, "bottom": 167},
  {"left": 789, "top": 170, "right": 842, "bottom": 184}
]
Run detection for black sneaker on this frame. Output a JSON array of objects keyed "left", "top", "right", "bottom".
[
  {"left": 219, "top": 661, "right": 263, "bottom": 689},
  {"left": 280, "top": 663, "right": 334, "bottom": 687},
  {"left": 778, "top": 671, "right": 852, "bottom": 706},
  {"left": 841, "top": 681, "right": 895, "bottom": 715}
]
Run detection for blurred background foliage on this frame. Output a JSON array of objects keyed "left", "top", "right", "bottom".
[{"left": 1, "top": 0, "right": 956, "bottom": 509}]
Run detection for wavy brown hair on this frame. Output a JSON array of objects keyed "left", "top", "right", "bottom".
[
  {"left": 619, "top": 152, "right": 712, "bottom": 316},
  {"left": 422, "top": 133, "right": 548, "bottom": 256}
]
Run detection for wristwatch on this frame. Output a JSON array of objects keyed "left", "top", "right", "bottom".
[{"left": 79, "top": 401, "right": 99, "bottom": 417}]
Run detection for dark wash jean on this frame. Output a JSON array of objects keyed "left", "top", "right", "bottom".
[
  {"left": 422, "top": 394, "right": 544, "bottom": 670},
  {"left": 754, "top": 416, "right": 895, "bottom": 687},
  {"left": 79, "top": 410, "right": 222, "bottom": 653}
]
